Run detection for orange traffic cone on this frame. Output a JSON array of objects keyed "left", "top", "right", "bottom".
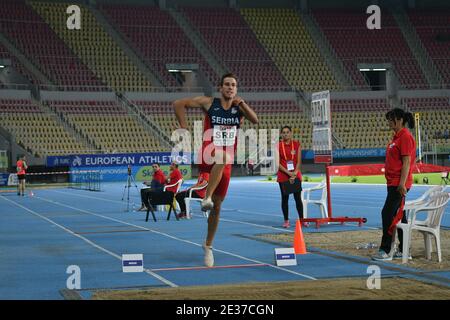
[{"left": 293, "top": 219, "right": 307, "bottom": 254}]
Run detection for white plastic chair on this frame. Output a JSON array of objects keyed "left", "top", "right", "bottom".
[
  {"left": 405, "top": 185, "right": 446, "bottom": 210},
  {"left": 184, "top": 182, "right": 209, "bottom": 219},
  {"left": 157, "top": 179, "right": 183, "bottom": 212},
  {"left": 404, "top": 185, "right": 446, "bottom": 221},
  {"left": 301, "top": 179, "right": 328, "bottom": 219},
  {"left": 392, "top": 192, "right": 449, "bottom": 264}
]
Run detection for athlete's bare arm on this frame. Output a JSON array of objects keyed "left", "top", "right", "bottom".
[
  {"left": 232, "top": 96, "right": 258, "bottom": 124},
  {"left": 173, "top": 96, "right": 213, "bottom": 129}
]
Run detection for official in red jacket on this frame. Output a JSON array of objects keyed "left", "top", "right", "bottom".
[{"left": 372, "top": 108, "right": 416, "bottom": 261}]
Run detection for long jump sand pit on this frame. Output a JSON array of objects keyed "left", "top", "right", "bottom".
[
  {"left": 92, "top": 277, "right": 450, "bottom": 300},
  {"left": 91, "top": 230, "right": 449, "bottom": 300},
  {"left": 259, "top": 229, "right": 450, "bottom": 270}
]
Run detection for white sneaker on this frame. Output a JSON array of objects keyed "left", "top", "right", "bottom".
[
  {"left": 201, "top": 197, "right": 214, "bottom": 212},
  {"left": 393, "top": 249, "right": 412, "bottom": 260},
  {"left": 202, "top": 243, "right": 214, "bottom": 267},
  {"left": 371, "top": 250, "right": 393, "bottom": 261}
]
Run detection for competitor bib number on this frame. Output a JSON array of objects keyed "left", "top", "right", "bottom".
[{"left": 213, "top": 126, "right": 237, "bottom": 147}]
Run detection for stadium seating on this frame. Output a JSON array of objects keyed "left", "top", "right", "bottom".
[
  {"left": 132, "top": 99, "right": 312, "bottom": 150},
  {"left": 401, "top": 97, "right": 450, "bottom": 111},
  {"left": 0, "top": 1, "right": 103, "bottom": 89},
  {"left": 100, "top": 5, "right": 218, "bottom": 87},
  {"left": 232, "top": 100, "right": 313, "bottom": 150},
  {"left": 0, "top": 42, "right": 40, "bottom": 86},
  {"left": 312, "top": 9, "right": 428, "bottom": 89},
  {"left": 401, "top": 97, "right": 449, "bottom": 146},
  {"left": 332, "top": 110, "right": 391, "bottom": 148},
  {"left": 182, "top": 7, "right": 289, "bottom": 90},
  {"left": 30, "top": 1, "right": 152, "bottom": 92},
  {"left": 331, "top": 98, "right": 391, "bottom": 112},
  {"left": 330, "top": 98, "right": 449, "bottom": 148},
  {"left": 0, "top": 3, "right": 447, "bottom": 157},
  {"left": 131, "top": 97, "right": 447, "bottom": 151},
  {"left": 44, "top": 99, "right": 163, "bottom": 153},
  {"left": 241, "top": 8, "right": 339, "bottom": 92},
  {"left": 407, "top": 10, "right": 450, "bottom": 85},
  {"left": 0, "top": 98, "right": 87, "bottom": 156}
]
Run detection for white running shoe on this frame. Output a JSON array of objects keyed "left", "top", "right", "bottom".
[
  {"left": 202, "top": 243, "right": 214, "bottom": 267},
  {"left": 201, "top": 197, "right": 214, "bottom": 212}
]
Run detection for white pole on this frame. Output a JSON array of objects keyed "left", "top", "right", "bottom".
[{"left": 415, "top": 113, "right": 422, "bottom": 162}]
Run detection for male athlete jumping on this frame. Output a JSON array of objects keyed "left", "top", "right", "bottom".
[{"left": 173, "top": 73, "right": 258, "bottom": 267}]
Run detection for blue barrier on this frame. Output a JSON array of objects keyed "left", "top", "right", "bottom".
[
  {"left": 302, "top": 148, "right": 385, "bottom": 160},
  {"left": 0, "top": 173, "right": 9, "bottom": 186},
  {"left": 69, "top": 165, "right": 192, "bottom": 183},
  {"left": 47, "top": 152, "right": 191, "bottom": 168}
]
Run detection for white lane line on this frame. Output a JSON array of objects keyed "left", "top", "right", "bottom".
[
  {"left": 0, "top": 195, "right": 178, "bottom": 288},
  {"left": 31, "top": 194, "right": 317, "bottom": 280},
  {"left": 51, "top": 189, "right": 132, "bottom": 204},
  {"left": 50, "top": 189, "right": 380, "bottom": 230},
  {"left": 226, "top": 194, "right": 383, "bottom": 208},
  {"left": 54, "top": 188, "right": 387, "bottom": 210}
]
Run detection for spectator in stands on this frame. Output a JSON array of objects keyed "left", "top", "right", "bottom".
[
  {"left": 443, "top": 129, "right": 449, "bottom": 140},
  {"left": 275, "top": 126, "right": 303, "bottom": 228},
  {"left": 372, "top": 108, "right": 416, "bottom": 261},
  {"left": 138, "top": 163, "right": 166, "bottom": 211},
  {"left": 16, "top": 155, "right": 27, "bottom": 196},
  {"left": 146, "top": 162, "right": 183, "bottom": 210},
  {"left": 175, "top": 171, "right": 210, "bottom": 219}
]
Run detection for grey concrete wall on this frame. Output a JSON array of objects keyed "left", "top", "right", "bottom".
[
  {"left": 39, "top": 90, "right": 117, "bottom": 101},
  {"left": 124, "top": 90, "right": 297, "bottom": 101},
  {"left": 0, "top": 89, "right": 31, "bottom": 100}
]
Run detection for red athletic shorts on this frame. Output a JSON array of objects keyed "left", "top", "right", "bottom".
[
  {"left": 197, "top": 142, "right": 235, "bottom": 199},
  {"left": 198, "top": 163, "right": 232, "bottom": 199}
]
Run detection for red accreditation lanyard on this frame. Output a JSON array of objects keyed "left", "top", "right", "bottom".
[{"left": 281, "top": 141, "right": 294, "bottom": 161}]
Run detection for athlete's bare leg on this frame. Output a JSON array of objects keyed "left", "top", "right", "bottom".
[
  {"left": 205, "top": 194, "right": 223, "bottom": 247},
  {"left": 18, "top": 180, "right": 25, "bottom": 195},
  {"left": 204, "top": 163, "right": 226, "bottom": 200},
  {"left": 202, "top": 149, "right": 230, "bottom": 211},
  {"left": 203, "top": 194, "right": 223, "bottom": 267}
]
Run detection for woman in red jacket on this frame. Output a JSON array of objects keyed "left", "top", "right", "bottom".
[
  {"left": 276, "top": 126, "right": 303, "bottom": 228},
  {"left": 372, "top": 108, "right": 416, "bottom": 261}
]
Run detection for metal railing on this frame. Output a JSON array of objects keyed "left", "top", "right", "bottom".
[{"left": 1, "top": 81, "right": 449, "bottom": 93}]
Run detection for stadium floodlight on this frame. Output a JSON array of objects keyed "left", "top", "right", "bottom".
[
  {"left": 0, "top": 58, "right": 11, "bottom": 68},
  {"left": 168, "top": 69, "right": 193, "bottom": 73},
  {"left": 359, "top": 68, "right": 386, "bottom": 71}
]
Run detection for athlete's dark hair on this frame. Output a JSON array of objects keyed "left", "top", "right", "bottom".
[
  {"left": 385, "top": 108, "right": 415, "bottom": 129},
  {"left": 281, "top": 126, "right": 292, "bottom": 132},
  {"left": 219, "top": 73, "right": 238, "bottom": 86}
]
